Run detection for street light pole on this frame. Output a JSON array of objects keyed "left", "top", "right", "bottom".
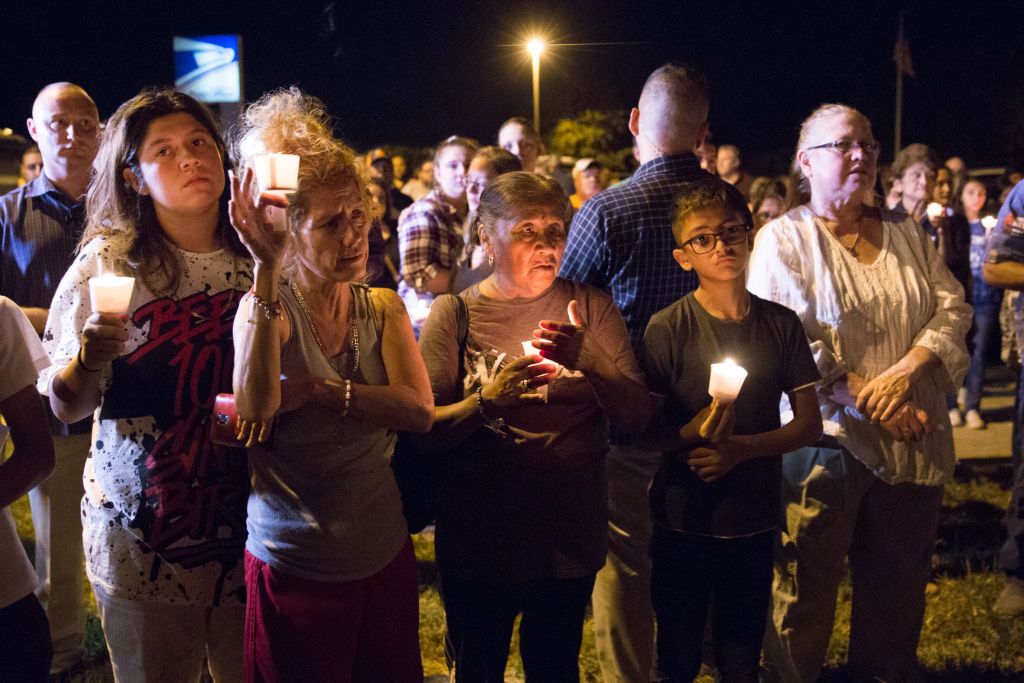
[{"left": 527, "top": 38, "right": 544, "bottom": 134}]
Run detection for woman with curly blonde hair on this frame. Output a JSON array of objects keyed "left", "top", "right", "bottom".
[{"left": 229, "top": 88, "right": 433, "bottom": 682}]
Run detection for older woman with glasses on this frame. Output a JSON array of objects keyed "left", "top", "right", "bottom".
[{"left": 748, "top": 104, "right": 971, "bottom": 682}]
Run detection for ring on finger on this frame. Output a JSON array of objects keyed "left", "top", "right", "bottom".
[{"left": 517, "top": 379, "right": 530, "bottom": 392}]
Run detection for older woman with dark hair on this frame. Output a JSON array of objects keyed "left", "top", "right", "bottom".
[
  {"left": 748, "top": 104, "right": 971, "bottom": 682},
  {"left": 229, "top": 88, "right": 433, "bottom": 681},
  {"left": 418, "top": 172, "right": 649, "bottom": 681}
]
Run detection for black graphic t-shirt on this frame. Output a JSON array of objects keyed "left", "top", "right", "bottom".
[{"left": 40, "top": 237, "right": 253, "bottom": 606}]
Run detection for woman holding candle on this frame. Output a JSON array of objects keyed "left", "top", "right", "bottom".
[
  {"left": 228, "top": 88, "right": 433, "bottom": 682},
  {"left": 748, "top": 104, "right": 971, "bottom": 682},
  {"left": 417, "top": 172, "right": 648, "bottom": 681},
  {"left": 398, "top": 135, "right": 479, "bottom": 334},
  {"left": 957, "top": 178, "right": 1001, "bottom": 429},
  {"left": 39, "top": 88, "right": 252, "bottom": 682}
]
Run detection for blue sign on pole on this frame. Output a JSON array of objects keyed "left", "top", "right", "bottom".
[{"left": 174, "top": 35, "right": 242, "bottom": 103}]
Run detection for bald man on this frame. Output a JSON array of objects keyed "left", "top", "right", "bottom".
[
  {"left": 0, "top": 82, "right": 99, "bottom": 674},
  {"left": 559, "top": 64, "right": 710, "bottom": 682}
]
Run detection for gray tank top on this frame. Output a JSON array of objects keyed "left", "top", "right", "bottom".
[{"left": 245, "top": 283, "right": 408, "bottom": 581}]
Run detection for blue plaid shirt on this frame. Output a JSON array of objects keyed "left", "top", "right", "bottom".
[{"left": 559, "top": 153, "right": 708, "bottom": 352}]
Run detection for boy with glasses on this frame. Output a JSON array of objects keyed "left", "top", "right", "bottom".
[{"left": 640, "top": 178, "right": 822, "bottom": 681}]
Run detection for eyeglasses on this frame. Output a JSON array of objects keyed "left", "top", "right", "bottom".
[
  {"left": 679, "top": 224, "right": 751, "bottom": 254},
  {"left": 804, "top": 139, "right": 880, "bottom": 156}
]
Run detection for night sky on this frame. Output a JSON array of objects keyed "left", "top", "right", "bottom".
[{"left": 3, "top": 0, "right": 1022, "bottom": 173}]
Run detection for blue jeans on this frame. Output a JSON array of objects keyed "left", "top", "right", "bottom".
[{"left": 964, "top": 298, "right": 1001, "bottom": 411}]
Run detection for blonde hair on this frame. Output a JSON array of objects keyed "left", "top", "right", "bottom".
[
  {"left": 81, "top": 88, "right": 244, "bottom": 294},
  {"left": 789, "top": 103, "right": 872, "bottom": 206},
  {"left": 232, "top": 87, "right": 375, "bottom": 277}
]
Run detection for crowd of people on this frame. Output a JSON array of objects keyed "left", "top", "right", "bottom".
[{"left": 0, "top": 61, "right": 1022, "bottom": 683}]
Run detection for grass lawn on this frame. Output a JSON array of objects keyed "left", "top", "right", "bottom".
[{"left": 9, "top": 461, "right": 1024, "bottom": 682}]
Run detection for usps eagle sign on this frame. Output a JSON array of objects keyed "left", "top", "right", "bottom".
[{"left": 174, "top": 35, "right": 242, "bottom": 103}]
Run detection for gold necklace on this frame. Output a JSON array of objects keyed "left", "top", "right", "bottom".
[{"left": 289, "top": 281, "right": 360, "bottom": 376}]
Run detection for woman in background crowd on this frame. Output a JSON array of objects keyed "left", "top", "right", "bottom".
[
  {"left": 957, "top": 177, "right": 1001, "bottom": 429},
  {"left": 454, "top": 145, "right": 521, "bottom": 291},
  {"left": 398, "top": 136, "right": 479, "bottom": 333}
]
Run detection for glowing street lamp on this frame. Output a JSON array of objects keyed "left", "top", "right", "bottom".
[{"left": 526, "top": 38, "right": 545, "bottom": 134}]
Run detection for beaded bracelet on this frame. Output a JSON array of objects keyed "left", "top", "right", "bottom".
[
  {"left": 475, "top": 386, "right": 508, "bottom": 439},
  {"left": 248, "top": 288, "right": 283, "bottom": 320},
  {"left": 341, "top": 379, "right": 352, "bottom": 418}
]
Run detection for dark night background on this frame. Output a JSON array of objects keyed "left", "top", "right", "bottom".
[{"left": 2, "top": 0, "right": 1023, "bottom": 173}]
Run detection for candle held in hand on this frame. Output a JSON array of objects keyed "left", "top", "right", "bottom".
[
  {"left": 253, "top": 153, "right": 300, "bottom": 193},
  {"left": 926, "top": 202, "right": 951, "bottom": 220},
  {"left": 89, "top": 274, "right": 135, "bottom": 315},
  {"left": 981, "top": 215, "right": 998, "bottom": 231},
  {"left": 708, "top": 357, "right": 747, "bottom": 402}
]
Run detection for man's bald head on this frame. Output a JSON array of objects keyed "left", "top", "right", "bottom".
[
  {"left": 27, "top": 82, "right": 99, "bottom": 196},
  {"left": 634, "top": 64, "right": 709, "bottom": 158},
  {"left": 32, "top": 82, "right": 97, "bottom": 121}
]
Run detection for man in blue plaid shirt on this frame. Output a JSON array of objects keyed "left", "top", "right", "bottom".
[{"left": 559, "top": 64, "right": 711, "bottom": 682}]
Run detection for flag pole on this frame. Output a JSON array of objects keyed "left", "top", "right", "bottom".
[{"left": 894, "top": 11, "right": 905, "bottom": 154}]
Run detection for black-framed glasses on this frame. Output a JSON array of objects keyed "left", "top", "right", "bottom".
[
  {"left": 679, "top": 224, "right": 751, "bottom": 254},
  {"left": 804, "top": 139, "right": 880, "bottom": 156}
]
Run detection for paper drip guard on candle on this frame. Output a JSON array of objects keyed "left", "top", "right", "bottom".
[
  {"left": 926, "top": 202, "right": 952, "bottom": 219},
  {"left": 253, "top": 153, "right": 300, "bottom": 232},
  {"left": 708, "top": 357, "right": 748, "bottom": 402},
  {"left": 89, "top": 274, "right": 135, "bottom": 315},
  {"left": 981, "top": 215, "right": 998, "bottom": 231},
  {"left": 522, "top": 340, "right": 562, "bottom": 402}
]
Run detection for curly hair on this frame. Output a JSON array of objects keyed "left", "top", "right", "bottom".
[
  {"left": 232, "top": 87, "right": 376, "bottom": 277},
  {"left": 80, "top": 87, "right": 244, "bottom": 294}
]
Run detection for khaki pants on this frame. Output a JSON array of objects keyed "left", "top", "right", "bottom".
[
  {"left": 591, "top": 443, "right": 661, "bottom": 683},
  {"left": 95, "top": 584, "right": 244, "bottom": 683},
  {"left": 768, "top": 444, "right": 942, "bottom": 682},
  {"left": 28, "top": 432, "right": 90, "bottom": 672}
]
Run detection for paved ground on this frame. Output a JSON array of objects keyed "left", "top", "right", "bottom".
[{"left": 955, "top": 365, "right": 1016, "bottom": 461}]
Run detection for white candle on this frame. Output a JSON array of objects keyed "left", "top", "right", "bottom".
[
  {"left": 89, "top": 274, "right": 135, "bottom": 315},
  {"left": 252, "top": 153, "right": 300, "bottom": 193},
  {"left": 926, "top": 202, "right": 951, "bottom": 220},
  {"left": 522, "top": 340, "right": 562, "bottom": 402},
  {"left": 708, "top": 357, "right": 747, "bottom": 402},
  {"left": 981, "top": 215, "right": 998, "bottom": 231}
]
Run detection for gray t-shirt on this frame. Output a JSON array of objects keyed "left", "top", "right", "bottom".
[
  {"left": 418, "top": 278, "right": 642, "bottom": 582},
  {"left": 246, "top": 284, "right": 408, "bottom": 581},
  {"left": 642, "top": 293, "right": 820, "bottom": 537}
]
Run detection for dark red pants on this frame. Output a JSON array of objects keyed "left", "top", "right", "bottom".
[{"left": 244, "top": 539, "right": 422, "bottom": 682}]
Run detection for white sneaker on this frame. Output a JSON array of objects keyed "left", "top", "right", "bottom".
[
  {"left": 965, "top": 409, "right": 986, "bottom": 429},
  {"left": 948, "top": 408, "right": 964, "bottom": 427}
]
